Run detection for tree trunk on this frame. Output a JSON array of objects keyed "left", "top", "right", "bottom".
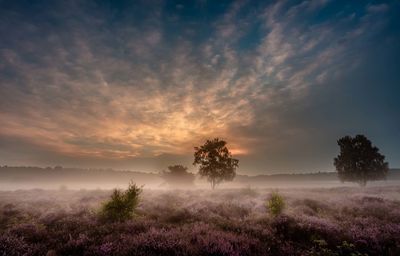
[{"left": 211, "top": 180, "right": 215, "bottom": 189}]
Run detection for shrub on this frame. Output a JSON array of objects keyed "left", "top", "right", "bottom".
[
  {"left": 267, "top": 192, "right": 285, "bottom": 217},
  {"left": 100, "top": 182, "right": 142, "bottom": 222}
]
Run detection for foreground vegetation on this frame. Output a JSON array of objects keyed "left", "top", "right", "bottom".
[{"left": 1, "top": 186, "right": 399, "bottom": 255}]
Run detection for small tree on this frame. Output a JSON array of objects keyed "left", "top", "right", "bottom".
[
  {"left": 193, "top": 138, "right": 239, "bottom": 189},
  {"left": 334, "top": 134, "right": 388, "bottom": 187},
  {"left": 100, "top": 182, "right": 142, "bottom": 222},
  {"left": 161, "top": 165, "right": 195, "bottom": 187}
]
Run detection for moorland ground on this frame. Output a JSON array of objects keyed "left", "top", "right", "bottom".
[{"left": 1, "top": 186, "right": 399, "bottom": 255}]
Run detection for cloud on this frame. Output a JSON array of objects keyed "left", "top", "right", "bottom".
[
  {"left": 0, "top": 0, "right": 399, "bottom": 172},
  {"left": 367, "top": 4, "right": 389, "bottom": 13}
]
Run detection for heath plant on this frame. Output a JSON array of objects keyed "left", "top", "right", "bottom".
[
  {"left": 267, "top": 191, "right": 285, "bottom": 217},
  {"left": 100, "top": 182, "right": 142, "bottom": 222}
]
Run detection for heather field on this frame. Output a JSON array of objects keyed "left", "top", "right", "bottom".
[{"left": 1, "top": 186, "right": 400, "bottom": 256}]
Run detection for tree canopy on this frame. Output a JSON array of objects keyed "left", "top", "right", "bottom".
[
  {"left": 161, "top": 165, "right": 195, "bottom": 187},
  {"left": 193, "top": 138, "right": 239, "bottom": 189},
  {"left": 334, "top": 134, "right": 388, "bottom": 187}
]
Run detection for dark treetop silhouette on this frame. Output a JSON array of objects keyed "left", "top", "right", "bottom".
[
  {"left": 161, "top": 165, "right": 195, "bottom": 187},
  {"left": 193, "top": 138, "right": 239, "bottom": 189},
  {"left": 334, "top": 134, "right": 389, "bottom": 187}
]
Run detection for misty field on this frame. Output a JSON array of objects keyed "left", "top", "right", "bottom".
[{"left": 1, "top": 186, "right": 400, "bottom": 256}]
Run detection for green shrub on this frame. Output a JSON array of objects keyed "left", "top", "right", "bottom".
[
  {"left": 100, "top": 182, "right": 142, "bottom": 222},
  {"left": 267, "top": 191, "right": 285, "bottom": 217}
]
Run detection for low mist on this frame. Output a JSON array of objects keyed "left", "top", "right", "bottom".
[{"left": 1, "top": 166, "right": 400, "bottom": 191}]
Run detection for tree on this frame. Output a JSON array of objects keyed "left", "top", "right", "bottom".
[
  {"left": 334, "top": 134, "right": 388, "bottom": 187},
  {"left": 161, "top": 165, "right": 195, "bottom": 187},
  {"left": 193, "top": 138, "right": 239, "bottom": 189}
]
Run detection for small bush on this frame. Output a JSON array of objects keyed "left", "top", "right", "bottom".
[
  {"left": 267, "top": 192, "right": 285, "bottom": 217},
  {"left": 100, "top": 182, "right": 142, "bottom": 222}
]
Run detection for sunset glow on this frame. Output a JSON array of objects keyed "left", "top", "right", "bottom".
[{"left": 0, "top": 0, "right": 399, "bottom": 173}]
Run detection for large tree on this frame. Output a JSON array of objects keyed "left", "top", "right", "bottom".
[
  {"left": 193, "top": 138, "right": 239, "bottom": 189},
  {"left": 334, "top": 134, "right": 389, "bottom": 187}
]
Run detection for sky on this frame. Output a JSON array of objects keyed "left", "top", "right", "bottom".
[{"left": 0, "top": 0, "right": 399, "bottom": 175}]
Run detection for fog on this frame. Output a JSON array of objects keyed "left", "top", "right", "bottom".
[
  {"left": 1, "top": 166, "right": 400, "bottom": 191},
  {"left": 2, "top": 178, "right": 400, "bottom": 191}
]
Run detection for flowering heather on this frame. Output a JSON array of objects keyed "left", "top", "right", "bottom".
[{"left": 0, "top": 186, "right": 399, "bottom": 255}]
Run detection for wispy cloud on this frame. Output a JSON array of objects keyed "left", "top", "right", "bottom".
[{"left": 0, "top": 0, "right": 399, "bottom": 172}]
